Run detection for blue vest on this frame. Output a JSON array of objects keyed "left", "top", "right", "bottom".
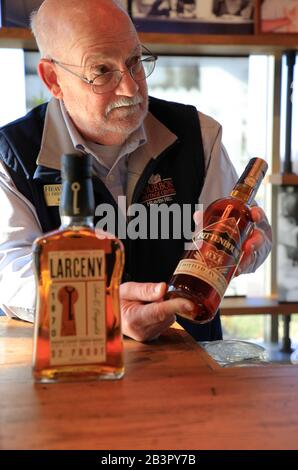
[{"left": 0, "top": 97, "right": 222, "bottom": 341}]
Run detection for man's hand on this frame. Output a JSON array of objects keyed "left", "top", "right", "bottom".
[
  {"left": 120, "top": 282, "right": 194, "bottom": 342},
  {"left": 193, "top": 206, "right": 271, "bottom": 276},
  {"left": 235, "top": 206, "right": 269, "bottom": 276}
]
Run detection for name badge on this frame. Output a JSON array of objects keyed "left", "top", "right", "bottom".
[{"left": 43, "top": 184, "right": 62, "bottom": 207}]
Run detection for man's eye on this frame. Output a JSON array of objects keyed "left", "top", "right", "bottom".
[
  {"left": 128, "top": 56, "right": 141, "bottom": 67},
  {"left": 92, "top": 65, "right": 109, "bottom": 76}
]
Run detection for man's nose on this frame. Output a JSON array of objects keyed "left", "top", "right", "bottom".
[{"left": 115, "top": 69, "right": 139, "bottom": 96}]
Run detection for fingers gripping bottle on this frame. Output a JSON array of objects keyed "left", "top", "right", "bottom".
[{"left": 166, "top": 158, "right": 268, "bottom": 324}]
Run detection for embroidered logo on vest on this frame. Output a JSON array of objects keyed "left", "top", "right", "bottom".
[
  {"left": 43, "top": 184, "right": 62, "bottom": 206},
  {"left": 140, "top": 174, "right": 176, "bottom": 206}
]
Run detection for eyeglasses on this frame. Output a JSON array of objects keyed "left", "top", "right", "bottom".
[{"left": 49, "top": 45, "right": 157, "bottom": 94}]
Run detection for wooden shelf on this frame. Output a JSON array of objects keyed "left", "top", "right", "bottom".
[
  {"left": 221, "top": 295, "right": 298, "bottom": 316},
  {"left": 267, "top": 174, "right": 298, "bottom": 185},
  {"left": 1, "top": 27, "right": 298, "bottom": 54},
  {"left": 139, "top": 32, "right": 298, "bottom": 55},
  {"left": 0, "top": 27, "right": 36, "bottom": 49}
]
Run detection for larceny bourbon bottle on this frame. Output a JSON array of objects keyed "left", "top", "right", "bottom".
[
  {"left": 32, "top": 154, "right": 124, "bottom": 382},
  {"left": 166, "top": 157, "right": 268, "bottom": 324}
]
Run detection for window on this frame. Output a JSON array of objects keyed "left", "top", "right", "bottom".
[
  {"left": 24, "top": 51, "right": 51, "bottom": 111},
  {"left": 0, "top": 49, "right": 26, "bottom": 126},
  {"left": 280, "top": 54, "right": 298, "bottom": 173}
]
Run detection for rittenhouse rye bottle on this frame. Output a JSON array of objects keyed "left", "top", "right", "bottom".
[
  {"left": 166, "top": 157, "right": 268, "bottom": 324},
  {"left": 32, "top": 154, "right": 124, "bottom": 382}
]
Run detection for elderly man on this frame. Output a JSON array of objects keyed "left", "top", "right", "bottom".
[{"left": 0, "top": 0, "right": 271, "bottom": 342}]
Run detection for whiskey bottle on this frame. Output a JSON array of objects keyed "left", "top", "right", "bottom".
[
  {"left": 32, "top": 153, "right": 124, "bottom": 382},
  {"left": 166, "top": 157, "right": 268, "bottom": 324}
]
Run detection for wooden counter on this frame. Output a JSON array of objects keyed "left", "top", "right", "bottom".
[{"left": 1, "top": 318, "right": 298, "bottom": 450}]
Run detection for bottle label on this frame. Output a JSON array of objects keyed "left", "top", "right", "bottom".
[
  {"left": 174, "top": 217, "right": 242, "bottom": 298},
  {"left": 47, "top": 250, "right": 106, "bottom": 366},
  {"left": 174, "top": 258, "right": 227, "bottom": 297}
]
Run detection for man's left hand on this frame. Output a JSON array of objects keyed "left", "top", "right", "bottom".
[{"left": 235, "top": 206, "right": 268, "bottom": 276}]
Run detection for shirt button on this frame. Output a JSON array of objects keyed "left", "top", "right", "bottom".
[{"left": 107, "top": 174, "right": 115, "bottom": 183}]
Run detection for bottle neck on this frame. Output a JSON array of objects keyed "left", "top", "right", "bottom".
[
  {"left": 230, "top": 183, "right": 257, "bottom": 206},
  {"left": 60, "top": 216, "right": 94, "bottom": 229}
]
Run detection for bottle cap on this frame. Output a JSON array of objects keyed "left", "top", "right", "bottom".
[
  {"left": 61, "top": 153, "right": 92, "bottom": 180},
  {"left": 231, "top": 157, "right": 268, "bottom": 205}
]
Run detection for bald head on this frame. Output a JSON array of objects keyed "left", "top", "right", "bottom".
[{"left": 31, "top": 0, "right": 135, "bottom": 59}]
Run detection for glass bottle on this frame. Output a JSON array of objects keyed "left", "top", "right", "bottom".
[
  {"left": 32, "top": 153, "right": 124, "bottom": 382},
  {"left": 166, "top": 157, "right": 268, "bottom": 324}
]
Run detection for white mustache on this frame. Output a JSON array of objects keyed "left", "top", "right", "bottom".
[{"left": 105, "top": 96, "right": 143, "bottom": 116}]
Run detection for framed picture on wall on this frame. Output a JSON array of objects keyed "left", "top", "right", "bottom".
[
  {"left": 131, "top": 0, "right": 255, "bottom": 34},
  {"left": 0, "top": 0, "right": 43, "bottom": 28},
  {"left": 0, "top": 0, "right": 4, "bottom": 27},
  {"left": 256, "top": 0, "right": 298, "bottom": 34},
  {"left": 119, "top": 0, "right": 129, "bottom": 12},
  {"left": 0, "top": 1, "right": 129, "bottom": 28}
]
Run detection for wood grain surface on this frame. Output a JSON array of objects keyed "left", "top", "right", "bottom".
[{"left": 1, "top": 318, "right": 298, "bottom": 450}]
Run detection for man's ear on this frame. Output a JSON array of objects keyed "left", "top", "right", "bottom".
[{"left": 38, "top": 59, "right": 63, "bottom": 99}]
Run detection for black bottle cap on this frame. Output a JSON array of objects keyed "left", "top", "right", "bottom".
[{"left": 61, "top": 153, "right": 92, "bottom": 180}]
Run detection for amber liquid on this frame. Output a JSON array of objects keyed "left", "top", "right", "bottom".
[
  {"left": 166, "top": 197, "right": 253, "bottom": 323},
  {"left": 32, "top": 226, "right": 124, "bottom": 382}
]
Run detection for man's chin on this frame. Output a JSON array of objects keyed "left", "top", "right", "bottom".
[{"left": 98, "top": 119, "right": 143, "bottom": 145}]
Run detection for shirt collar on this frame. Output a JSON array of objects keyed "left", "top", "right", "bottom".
[{"left": 36, "top": 98, "right": 77, "bottom": 169}]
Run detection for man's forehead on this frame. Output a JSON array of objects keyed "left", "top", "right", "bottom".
[{"left": 81, "top": 42, "right": 142, "bottom": 66}]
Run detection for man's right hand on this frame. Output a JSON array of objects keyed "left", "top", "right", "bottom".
[{"left": 120, "top": 282, "right": 194, "bottom": 342}]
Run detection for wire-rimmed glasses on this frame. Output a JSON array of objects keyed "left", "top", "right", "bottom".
[{"left": 49, "top": 45, "right": 157, "bottom": 94}]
